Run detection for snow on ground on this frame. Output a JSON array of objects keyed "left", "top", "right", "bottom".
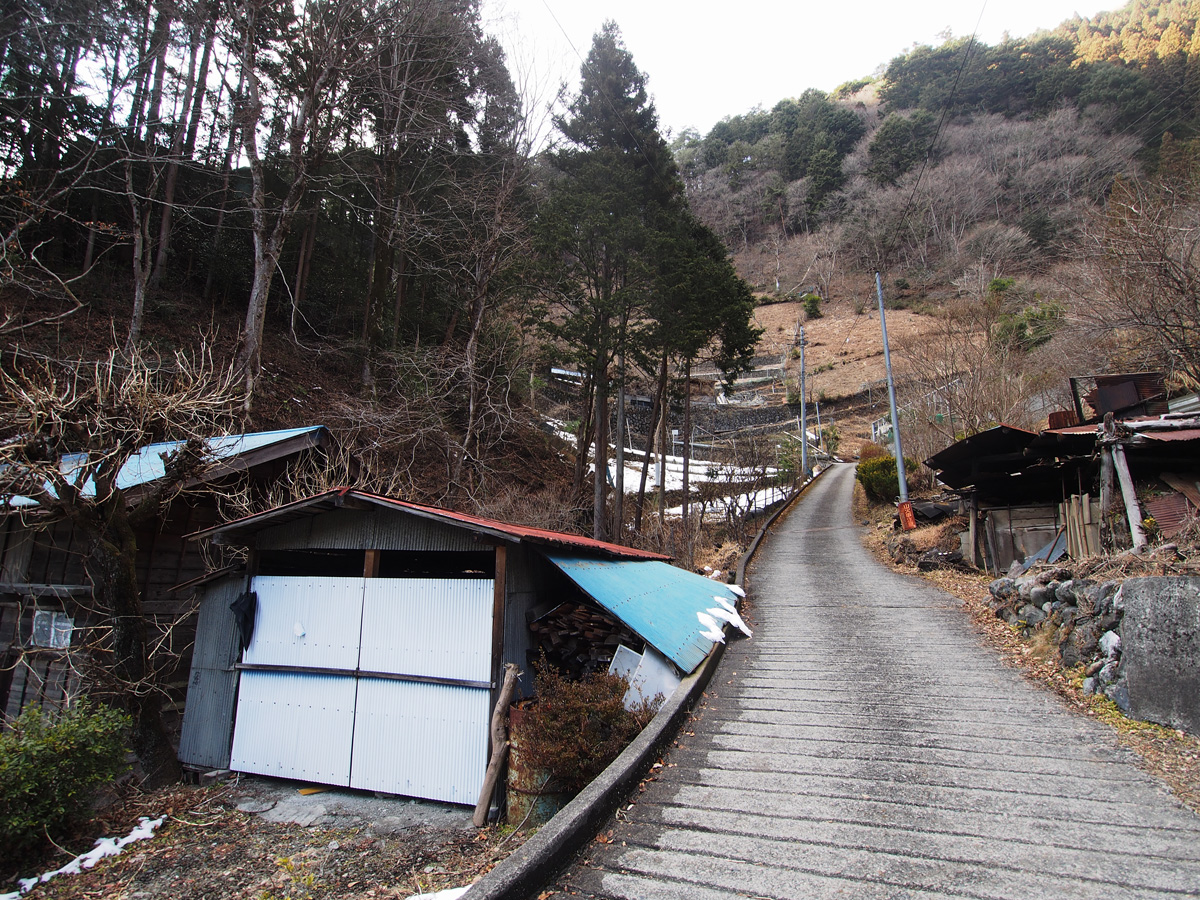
[
  {"left": 666, "top": 485, "right": 794, "bottom": 521},
  {"left": 601, "top": 451, "right": 779, "bottom": 494},
  {"left": 1, "top": 817, "right": 164, "bottom": 899},
  {"left": 547, "top": 419, "right": 799, "bottom": 520},
  {"left": 403, "top": 888, "right": 469, "bottom": 900}
]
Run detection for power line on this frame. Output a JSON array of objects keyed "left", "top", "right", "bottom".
[{"left": 536, "top": 2, "right": 678, "bottom": 185}]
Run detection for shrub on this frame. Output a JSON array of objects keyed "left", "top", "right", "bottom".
[
  {"left": 519, "top": 657, "right": 647, "bottom": 794},
  {"left": 820, "top": 424, "right": 840, "bottom": 458},
  {"left": 857, "top": 442, "right": 887, "bottom": 461},
  {"left": 0, "top": 702, "right": 131, "bottom": 857},
  {"left": 855, "top": 454, "right": 919, "bottom": 503},
  {"left": 802, "top": 292, "right": 823, "bottom": 319}
]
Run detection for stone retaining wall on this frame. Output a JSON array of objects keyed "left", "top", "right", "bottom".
[{"left": 987, "top": 570, "right": 1200, "bottom": 736}]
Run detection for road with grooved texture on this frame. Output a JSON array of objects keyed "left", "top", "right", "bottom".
[{"left": 543, "top": 463, "right": 1200, "bottom": 899}]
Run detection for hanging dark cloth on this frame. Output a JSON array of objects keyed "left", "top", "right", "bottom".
[{"left": 229, "top": 590, "right": 257, "bottom": 651}]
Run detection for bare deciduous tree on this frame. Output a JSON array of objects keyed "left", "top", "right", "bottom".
[{"left": 0, "top": 343, "right": 241, "bottom": 785}]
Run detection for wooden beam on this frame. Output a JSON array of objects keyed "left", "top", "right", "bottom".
[
  {"left": 1112, "top": 443, "right": 1147, "bottom": 549},
  {"left": 492, "top": 545, "right": 507, "bottom": 691},
  {"left": 473, "top": 662, "right": 520, "bottom": 828},
  {"left": 363, "top": 549, "right": 380, "bottom": 578}
]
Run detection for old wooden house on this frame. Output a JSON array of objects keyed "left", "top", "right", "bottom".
[
  {"left": 0, "top": 426, "right": 333, "bottom": 724},
  {"left": 925, "top": 374, "right": 1200, "bottom": 570}
]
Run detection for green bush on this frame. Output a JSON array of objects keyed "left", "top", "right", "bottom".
[
  {"left": 0, "top": 702, "right": 131, "bottom": 857},
  {"left": 802, "top": 292, "right": 823, "bottom": 319},
  {"left": 855, "top": 454, "right": 919, "bottom": 503}
]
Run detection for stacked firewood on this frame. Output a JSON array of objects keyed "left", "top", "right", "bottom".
[{"left": 528, "top": 601, "right": 640, "bottom": 678}]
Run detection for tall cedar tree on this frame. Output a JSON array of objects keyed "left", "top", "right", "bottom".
[
  {"left": 538, "top": 22, "right": 756, "bottom": 541},
  {"left": 537, "top": 22, "right": 683, "bottom": 540}
]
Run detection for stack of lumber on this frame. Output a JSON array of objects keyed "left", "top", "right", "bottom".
[
  {"left": 528, "top": 601, "right": 639, "bottom": 678},
  {"left": 1059, "top": 493, "right": 1102, "bottom": 559}
]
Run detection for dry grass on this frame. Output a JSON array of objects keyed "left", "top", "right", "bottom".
[{"left": 10, "top": 782, "right": 529, "bottom": 899}]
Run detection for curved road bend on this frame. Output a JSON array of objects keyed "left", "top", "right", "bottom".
[{"left": 544, "top": 463, "right": 1200, "bottom": 900}]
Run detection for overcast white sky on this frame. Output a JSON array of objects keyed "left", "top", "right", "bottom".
[{"left": 481, "top": 0, "right": 1116, "bottom": 138}]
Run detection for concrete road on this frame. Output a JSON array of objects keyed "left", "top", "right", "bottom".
[{"left": 543, "top": 463, "right": 1200, "bottom": 899}]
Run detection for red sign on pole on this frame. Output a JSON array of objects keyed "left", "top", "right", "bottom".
[{"left": 898, "top": 500, "right": 917, "bottom": 532}]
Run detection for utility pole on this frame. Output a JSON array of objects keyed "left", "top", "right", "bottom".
[
  {"left": 876, "top": 272, "right": 911, "bottom": 515},
  {"left": 799, "top": 325, "right": 808, "bottom": 480}
]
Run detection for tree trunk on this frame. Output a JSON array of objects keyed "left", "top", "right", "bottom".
[
  {"left": 86, "top": 503, "right": 181, "bottom": 788},
  {"left": 183, "top": 8, "right": 218, "bottom": 159},
  {"left": 612, "top": 348, "right": 626, "bottom": 542},
  {"left": 592, "top": 355, "right": 609, "bottom": 542},
  {"left": 291, "top": 212, "right": 317, "bottom": 340},
  {"left": 125, "top": 162, "right": 153, "bottom": 351},
  {"left": 634, "top": 352, "right": 668, "bottom": 532},
  {"left": 681, "top": 360, "right": 692, "bottom": 523},
  {"left": 149, "top": 25, "right": 204, "bottom": 289}
]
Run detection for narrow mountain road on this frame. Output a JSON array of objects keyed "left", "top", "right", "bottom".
[{"left": 543, "top": 463, "right": 1200, "bottom": 899}]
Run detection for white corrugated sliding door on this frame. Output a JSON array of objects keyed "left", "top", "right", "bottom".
[
  {"left": 230, "top": 576, "right": 365, "bottom": 784},
  {"left": 231, "top": 672, "right": 357, "bottom": 784},
  {"left": 228, "top": 575, "right": 494, "bottom": 805},
  {"left": 351, "top": 579, "right": 493, "bottom": 804}
]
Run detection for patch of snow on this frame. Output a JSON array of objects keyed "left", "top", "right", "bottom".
[
  {"left": 0, "top": 816, "right": 164, "bottom": 899},
  {"left": 706, "top": 604, "right": 752, "bottom": 638},
  {"left": 696, "top": 611, "right": 725, "bottom": 643},
  {"left": 403, "top": 888, "right": 470, "bottom": 900}
]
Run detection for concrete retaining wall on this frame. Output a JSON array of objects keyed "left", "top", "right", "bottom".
[{"left": 1120, "top": 576, "right": 1200, "bottom": 735}]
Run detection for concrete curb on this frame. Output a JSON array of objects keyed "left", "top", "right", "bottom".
[{"left": 463, "top": 466, "right": 830, "bottom": 900}]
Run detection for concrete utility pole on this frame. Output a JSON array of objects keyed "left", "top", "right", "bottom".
[
  {"left": 876, "top": 272, "right": 909, "bottom": 503},
  {"left": 799, "top": 325, "right": 809, "bottom": 479}
]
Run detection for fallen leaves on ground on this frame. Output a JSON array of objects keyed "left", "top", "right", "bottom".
[{"left": 10, "top": 782, "right": 530, "bottom": 900}]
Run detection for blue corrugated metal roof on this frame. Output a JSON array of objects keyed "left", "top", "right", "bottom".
[
  {"left": 116, "top": 427, "right": 324, "bottom": 490},
  {"left": 544, "top": 554, "right": 741, "bottom": 674},
  {"left": 7, "top": 427, "right": 326, "bottom": 507}
]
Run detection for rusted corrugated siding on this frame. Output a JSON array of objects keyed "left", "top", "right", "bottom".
[{"left": 1144, "top": 493, "right": 1195, "bottom": 538}]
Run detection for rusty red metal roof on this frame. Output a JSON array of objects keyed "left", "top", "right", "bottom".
[
  {"left": 189, "top": 488, "right": 670, "bottom": 561},
  {"left": 1144, "top": 492, "right": 1195, "bottom": 538},
  {"left": 1140, "top": 428, "right": 1200, "bottom": 442}
]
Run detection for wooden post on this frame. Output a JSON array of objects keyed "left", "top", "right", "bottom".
[
  {"left": 1112, "top": 443, "right": 1147, "bottom": 549},
  {"left": 967, "top": 492, "right": 981, "bottom": 568},
  {"left": 473, "top": 663, "right": 520, "bottom": 828},
  {"left": 492, "top": 545, "right": 507, "bottom": 691},
  {"left": 363, "top": 549, "right": 381, "bottom": 578}
]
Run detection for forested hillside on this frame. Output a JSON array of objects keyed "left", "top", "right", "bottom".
[
  {"left": 680, "top": 0, "right": 1200, "bottom": 463},
  {"left": 2, "top": 0, "right": 1199, "bottom": 532}
]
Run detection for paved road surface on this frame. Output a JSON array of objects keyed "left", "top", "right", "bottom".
[{"left": 544, "top": 463, "right": 1200, "bottom": 899}]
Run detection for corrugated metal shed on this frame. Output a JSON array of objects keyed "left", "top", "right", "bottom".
[
  {"left": 543, "top": 554, "right": 739, "bottom": 674},
  {"left": 178, "top": 575, "right": 243, "bottom": 769},
  {"left": 190, "top": 489, "right": 670, "bottom": 561}
]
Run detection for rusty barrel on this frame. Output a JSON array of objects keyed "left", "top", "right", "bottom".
[{"left": 506, "top": 704, "right": 572, "bottom": 827}]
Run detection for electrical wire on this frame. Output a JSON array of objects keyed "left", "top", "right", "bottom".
[{"left": 536, "top": 0, "right": 679, "bottom": 186}]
